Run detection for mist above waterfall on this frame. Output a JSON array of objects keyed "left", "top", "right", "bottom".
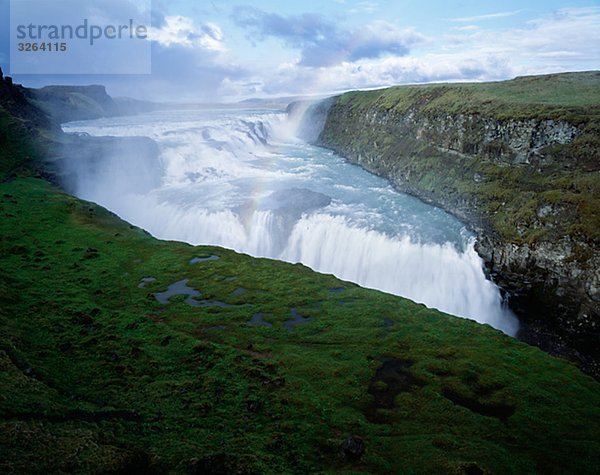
[{"left": 61, "top": 107, "right": 519, "bottom": 336}]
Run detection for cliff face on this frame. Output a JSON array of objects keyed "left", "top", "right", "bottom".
[
  {"left": 0, "top": 68, "right": 60, "bottom": 181},
  {"left": 316, "top": 72, "right": 600, "bottom": 374},
  {"left": 0, "top": 74, "right": 160, "bottom": 190},
  {"left": 25, "top": 85, "right": 121, "bottom": 123},
  {"left": 2, "top": 73, "right": 600, "bottom": 471},
  {"left": 0, "top": 68, "right": 55, "bottom": 131}
]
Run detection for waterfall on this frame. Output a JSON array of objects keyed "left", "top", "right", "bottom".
[{"left": 62, "top": 107, "right": 519, "bottom": 336}]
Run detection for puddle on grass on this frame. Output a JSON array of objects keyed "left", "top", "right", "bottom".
[
  {"left": 284, "top": 308, "right": 313, "bottom": 331},
  {"left": 329, "top": 287, "right": 346, "bottom": 293},
  {"left": 231, "top": 288, "right": 247, "bottom": 296},
  {"left": 138, "top": 277, "right": 156, "bottom": 289},
  {"left": 154, "top": 279, "right": 249, "bottom": 308},
  {"left": 384, "top": 318, "right": 395, "bottom": 331},
  {"left": 189, "top": 255, "right": 220, "bottom": 265},
  {"left": 154, "top": 279, "right": 200, "bottom": 305},
  {"left": 247, "top": 313, "right": 273, "bottom": 327},
  {"left": 189, "top": 300, "right": 239, "bottom": 308}
]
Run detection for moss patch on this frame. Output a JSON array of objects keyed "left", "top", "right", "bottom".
[{"left": 0, "top": 178, "right": 599, "bottom": 473}]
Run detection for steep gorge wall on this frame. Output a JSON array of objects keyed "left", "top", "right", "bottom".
[{"left": 315, "top": 76, "right": 600, "bottom": 372}]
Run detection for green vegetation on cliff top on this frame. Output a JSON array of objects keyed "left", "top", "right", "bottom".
[
  {"left": 324, "top": 71, "right": 600, "bottom": 246},
  {"left": 338, "top": 71, "right": 600, "bottom": 123},
  {"left": 1, "top": 75, "right": 600, "bottom": 472}
]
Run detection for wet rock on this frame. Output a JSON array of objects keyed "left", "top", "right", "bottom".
[{"left": 340, "top": 435, "right": 365, "bottom": 460}]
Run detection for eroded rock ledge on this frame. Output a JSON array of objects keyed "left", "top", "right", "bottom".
[{"left": 310, "top": 72, "right": 600, "bottom": 376}]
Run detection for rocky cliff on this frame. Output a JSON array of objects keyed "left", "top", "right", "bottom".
[
  {"left": 0, "top": 72, "right": 160, "bottom": 190},
  {"left": 2, "top": 72, "right": 600, "bottom": 472},
  {"left": 24, "top": 84, "right": 122, "bottom": 123},
  {"left": 316, "top": 71, "right": 600, "bottom": 375},
  {"left": 0, "top": 68, "right": 60, "bottom": 181}
]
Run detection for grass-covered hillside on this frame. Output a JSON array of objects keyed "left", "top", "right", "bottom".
[
  {"left": 1, "top": 73, "right": 600, "bottom": 473},
  {"left": 0, "top": 177, "right": 599, "bottom": 473},
  {"left": 336, "top": 71, "right": 600, "bottom": 122}
]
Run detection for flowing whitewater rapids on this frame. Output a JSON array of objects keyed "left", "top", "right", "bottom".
[{"left": 62, "top": 107, "right": 519, "bottom": 335}]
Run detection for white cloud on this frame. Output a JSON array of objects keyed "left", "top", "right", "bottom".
[
  {"left": 452, "top": 7, "right": 600, "bottom": 69},
  {"left": 233, "top": 7, "right": 423, "bottom": 67},
  {"left": 348, "top": 1, "right": 379, "bottom": 14},
  {"left": 453, "top": 25, "right": 480, "bottom": 32},
  {"left": 250, "top": 53, "right": 513, "bottom": 97},
  {"left": 450, "top": 11, "right": 521, "bottom": 23},
  {"left": 149, "top": 15, "right": 226, "bottom": 52},
  {"left": 227, "top": 6, "right": 599, "bottom": 99}
]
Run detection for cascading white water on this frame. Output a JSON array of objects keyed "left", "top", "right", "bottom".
[{"left": 62, "top": 107, "right": 519, "bottom": 335}]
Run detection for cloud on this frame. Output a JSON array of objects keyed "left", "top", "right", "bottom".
[
  {"left": 232, "top": 6, "right": 424, "bottom": 67},
  {"left": 3, "top": 2, "right": 598, "bottom": 102},
  {"left": 1, "top": 1, "right": 249, "bottom": 102},
  {"left": 248, "top": 53, "right": 513, "bottom": 97},
  {"left": 139, "top": 12, "right": 250, "bottom": 100},
  {"left": 160, "top": 5, "right": 600, "bottom": 100},
  {"left": 349, "top": 22, "right": 423, "bottom": 61},
  {"left": 448, "top": 7, "right": 600, "bottom": 68},
  {"left": 348, "top": 1, "right": 379, "bottom": 14},
  {"left": 149, "top": 15, "right": 226, "bottom": 52},
  {"left": 453, "top": 25, "right": 480, "bottom": 32},
  {"left": 450, "top": 11, "right": 521, "bottom": 23},
  {"left": 226, "top": 6, "right": 599, "bottom": 99}
]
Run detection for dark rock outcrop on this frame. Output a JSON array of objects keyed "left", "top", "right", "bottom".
[
  {"left": 310, "top": 72, "right": 600, "bottom": 376},
  {"left": 0, "top": 67, "right": 55, "bottom": 131},
  {"left": 340, "top": 436, "right": 365, "bottom": 460}
]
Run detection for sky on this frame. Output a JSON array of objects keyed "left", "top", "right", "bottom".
[{"left": 0, "top": 0, "right": 599, "bottom": 101}]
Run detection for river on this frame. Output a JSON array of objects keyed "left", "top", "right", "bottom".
[{"left": 62, "top": 107, "right": 519, "bottom": 335}]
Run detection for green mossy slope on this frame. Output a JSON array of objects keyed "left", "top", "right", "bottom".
[
  {"left": 1, "top": 178, "right": 599, "bottom": 473},
  {"left": 0, "top": 107, "right": 37, "bottom": 180},
  {"left": 318, "top": 72, "right": 600, "bottom": 372}
]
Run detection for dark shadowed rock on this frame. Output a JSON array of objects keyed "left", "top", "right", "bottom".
[{"left": 340, "top": 435, "right": 365, "bottom": 460}]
